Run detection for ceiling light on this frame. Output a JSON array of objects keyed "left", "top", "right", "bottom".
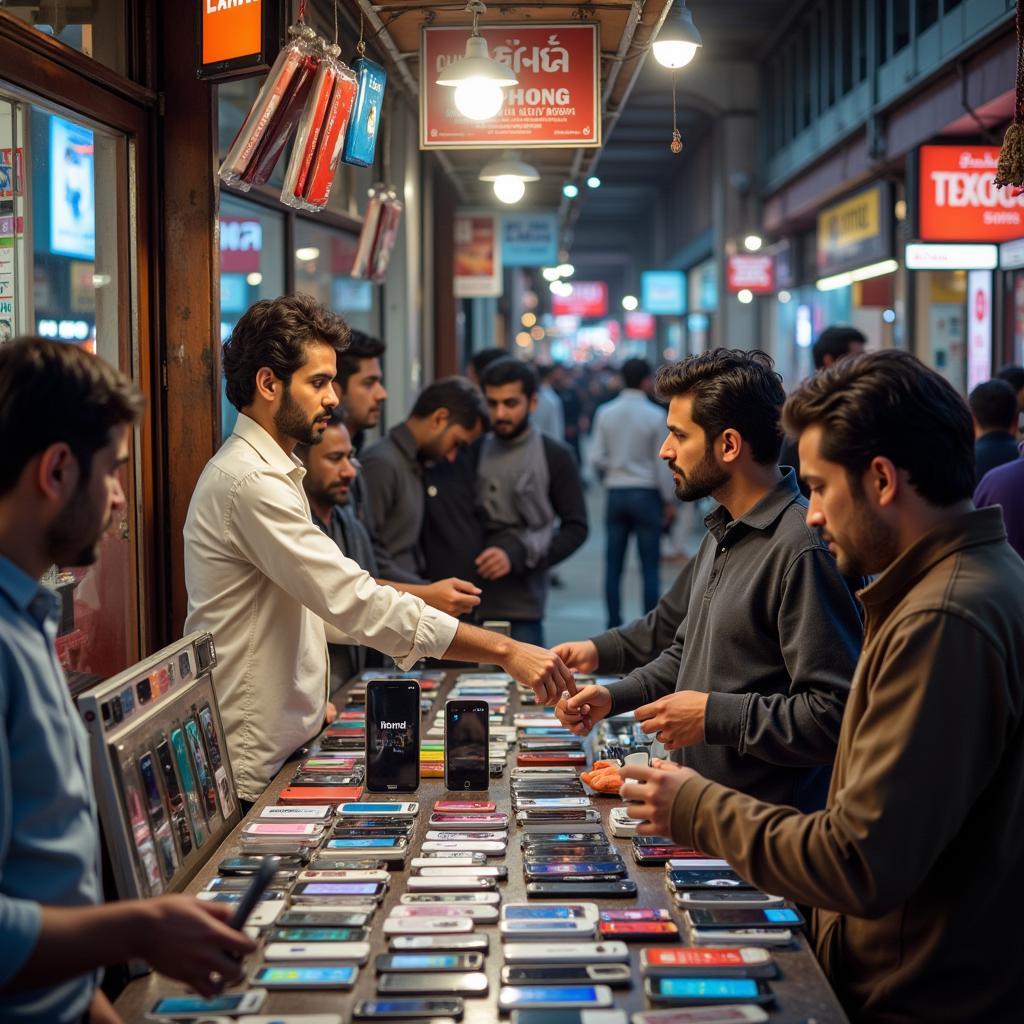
[
  {"left": 737, "top": 289, "right": 754, "bottom": 304},
  {"left": 563, "top": 183, "right": 579, "bottom": 198},
  {"left": 542, "top": 267, "right": 561, "bottom": 282},
  {"left": 622, "top": 294, "right": 639, "bottom": 311},
  {"left": 558, "top": 263, "right": 575, "bottom": 278},
  {"left": 479, "top": 151, "right": 539, "bottom": 204},
  {"left": 493, "top": 176, "right": 526, "bottom": 203},
  {"left": 246, "top": 272, "right": 263, "bottom": 287},
  {"left": 295, "top": 246, "right": 320, "bottom": 262},
  {"left": 777, "top": 290, "right": 791, "bottom": 304},
  {"left": 587, "top": 176, "right": 601, "bottom": 189},
  {"left": 653, "top": 0, "right": 703, "bottom": 69},
  {"left": 743, "top": 234, "right": 763, "bottom": 252},
  {"left": 436, "top": 0, "right": 517, "bottom": 121}
]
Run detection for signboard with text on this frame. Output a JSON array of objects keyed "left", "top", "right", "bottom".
[
  {"left": 454, "top": 214, "right": 502, "bottom": 297},
  {"left": 727, "top": 254, "right": 774, "bottom": 293},
  {"left": 967, "top": 270, "right": 992, "bottom": 391},
  {"left": 919, "top": 145, "right": 1024, "bottom": 242},
  {"left": 219, "top": 217, "right": 263, "bottom": 273},
  {"left": 420, "top": 24, "right": 600, "bottom": 149},
  {"left": 502, "top": 212, "right": 558, "bottom": 267},
  {"left": 817, "top": 183, "right": 891, "bottom": 275},
  {"left": 641, "top": 271, "right": 686, "bottom": 315},
  {"left": 624, "top": 311, "right": 655, "bottom": 340},
  {"left": 551, "top": 280, "right": 607, "bottom": 318},
  {"left": 198, "top": 0, "right": 284, "bottom": 81}
]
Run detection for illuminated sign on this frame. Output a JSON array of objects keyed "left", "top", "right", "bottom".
[
  {"left": 198, "top": 0, "right": 285, "bottom": 81},
  {"left": 551, "top": 281, "right": 607, "bottom": 318},
  {"left": 50, "top": 116, "right": 95, "bottom": 261},
  {"left": 817, "top": 184, "right": 891, "bottom": 276},
  {"left": 967, "top": 270, "right": 992, "bottom": 391},
  {"left": 905, "top": 242, "right": 998, "bottom": 270},
  {"left": 641, "top": 271, "right": 686, "bottom": 315},
  {"left": 726, "top": 255, "right": 774, "bottom": 294}
]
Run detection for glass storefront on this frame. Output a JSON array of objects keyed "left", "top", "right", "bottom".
[
  {"left": 914, "top": 269, "right": 967, "bottom": 394},
  {"left": 4, "top": 2, "right": 129, "bottom": 76}
]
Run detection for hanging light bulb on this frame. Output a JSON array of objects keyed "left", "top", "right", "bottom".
[
  {"left": 653, "top": 0, "right": 703, "bottom": 70},
  {"left": 493, "top": 175, "right": 526, "bottom": 204},
  {"left": 479, "top": 151, "right": 539, "bottom": 205},
  {"left": 436, "top": 1, "right": 517, "bottom": 121}
]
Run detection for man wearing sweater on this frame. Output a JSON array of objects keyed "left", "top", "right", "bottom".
[{"left": 622, "top": 351, "right": 1024, "bottom": 1023}]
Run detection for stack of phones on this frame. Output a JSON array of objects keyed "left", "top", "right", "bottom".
[
  {"left": 424, "top": 798, "right": 509, "bottom": 856},
  {"left": 639, "top": 945, "right": 778, "bottom": 1011},
  {"left": 514, "top": 716, "right": 587, "bottom": 768},
  {"left": 632, "top": 837, "right": 713, "bottom": 866},
  {"left": 320, "top": 802, "right": 418, "bottom": 867},
  {"left": 597, "top": 907, "right": 680, "bottom": 942}
]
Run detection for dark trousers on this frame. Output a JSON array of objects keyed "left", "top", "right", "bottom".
[
  {"left": 605, "top": 487, "right": 662, "bottom": 628},
  {"left": 508, "top": 619, "right": 545, "bottom": 646}
]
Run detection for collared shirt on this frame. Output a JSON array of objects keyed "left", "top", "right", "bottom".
[
  {"left": 360, "top": 423, "right": 427, "bottom": 581},
  {"left": 607, "top": 470, "right": 862, "bottom": 810},
  {"left": 589, "top": 389, "right": 675, "bottom": 499},
  {"left": 0, "top": 556, "right": 101, "bottom": 1022},
  {"left": 184, "top": 415, "right": 457, "bottom": 800}
]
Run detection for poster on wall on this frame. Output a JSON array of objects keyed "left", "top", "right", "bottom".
[
  {"left": 454, "top": 214, "right": 502, "bottom": 297},
  {"left": 421, "top": 24, "right": 600, "bottom": 150},
  {"left": 966, "top": 270, "right": 992, "bottom": 392},
  {"left": 50, "top": 116, "right": 95, "bottom": 261},
  {"left": 502, "top": 212, "right": 558, "bottom": 267}
]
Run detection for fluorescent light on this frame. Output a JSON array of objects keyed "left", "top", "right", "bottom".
[
  {"left": 904, "top": 244, "right": 998, "bottom": 271},
  {"left": 816, "top": 258, "right": 899, "bottom": 291}
]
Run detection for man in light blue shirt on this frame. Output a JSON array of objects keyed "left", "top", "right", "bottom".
[{"left": 0, "top": 338, "right": 254, "bottom": 1023}]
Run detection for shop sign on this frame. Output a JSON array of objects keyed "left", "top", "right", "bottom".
[
  {"left": 773, "top": 238, "right": 796, "bottom": 290},
  {"left": 50, "top": 117, "right": 95, "bottom": 261},
  {"left": 219, "top": 217, "right": 262, "bottom": 273},
  {"left": 641, "top": 270, "right": 686, "bottom": 315},
  {"left": 420, "top": 24, "right": 600, "bottom": 150},
  {"left": 454, "top": 214, "right": 502, "bottom": 297},
  {"left": 551, "top": 280, "right": 607, "bottom": 318},
  {"left": 1000, "top": 237, "right": 1024, "bottom": 270},
  {"left": 967, "top": 270, "right": 992, "bottom": 391},
  {"left": 726, "top": 254, "right": 774, "bottom": 293},
  {"left": 905, "top": 242, "right": 998, "bottom": 270},
  {"left": 919, "top": 145, "right": 1024, "bottom": 243},
  {"left": 624, "top": 311, "right": 655, "bottom": 340},
  {"left": 817, "top": 183, "right": 891, "bottom": 276},
  {"left": 501, "top": 213, "right": 558, "bottom": 267},
  {"left": 198, "top": 0, "right": 285, "bottom": 82}
]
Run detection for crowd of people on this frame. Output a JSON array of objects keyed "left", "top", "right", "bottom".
[{"left": 0, "top": 291, "right": 1023, "bottom": 1022}]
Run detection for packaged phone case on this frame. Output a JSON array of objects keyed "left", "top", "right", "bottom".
[
  {"left": 219, "top": 25, "right": 319, "bottom": 190},
  {"left": 342, "top": 56, "right": 387, "bottom": 168}
]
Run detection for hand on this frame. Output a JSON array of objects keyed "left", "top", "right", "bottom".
[
  {"left": 619, "top": 763, "right": 699, "bottom": 837},
  {"left": 551, "top": 640, "right": 599, "bottom": 674},
  {"left": 556, "top": 684, "right": 613, "bottom": 736},
  {"left": 325, "top": 701, "right": 338, "bottom": 724},
  {"left": 88, "top": 990, "right": 123, "bottom": 1024},
  {"left": 137, "top": 896, "right": 256, "bottom": 998},
  {"left": 503, "top": 641, "right": 577, "bottom": 705},
  {"left": 475, "top": 546, "right": 512, "bottom": 580},
  {"left": 634, "top": 690, "right": 709, "bottom": 749},
  {"left": 424, "top": 577, "right": 482, "bottom": 616}
]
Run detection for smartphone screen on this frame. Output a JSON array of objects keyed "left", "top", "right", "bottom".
[
  {"left": 254, "top": 965, "right": 357, "bottom": 985},
  {"left": 137, "top": 750, "right": 179, "bottom": 880},
  {"left": 296, "top": 882, "right": 382, "bottom": 896},
  {"left": 328, "top": 837, "right": 402, "bottom": 849},
  {"left": 690, "top": 907, "right": 802, "bottom": 927},
  {"left": 152, "top": 993, "right": 248, "bottom": 1013},
  {"left": 170, "top": 727, "right": 206, "bottom": 845},
  {"left": 185, "top": 716, "right": 219, "bottom": 820},
  {"left": 366, "top": 681, "right": 420, "bottom": 792},
  {"left": 502, "top": 986, "right": 601, "bottom": 1005},
  {"left": 445, "top": 700, "right": 489, "bottom": 791},
  {"left": 657, "top": 978, "right": 760, "bottom": 998},
  {"left": 155, "top": 738, "right": 193, "bottom": 858}
]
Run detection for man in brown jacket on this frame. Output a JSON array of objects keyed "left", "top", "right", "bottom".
[{"left": 621, "top": 350, "right": 1024, "bottom": 1023}]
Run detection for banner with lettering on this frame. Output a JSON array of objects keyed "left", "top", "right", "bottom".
[{"left": 420, "top": 24, "right": 600, "bottom": 149}]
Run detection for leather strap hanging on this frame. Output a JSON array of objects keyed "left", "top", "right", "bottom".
[{"left": 995, "top": 0, "right": 1024, "bottom": 189}]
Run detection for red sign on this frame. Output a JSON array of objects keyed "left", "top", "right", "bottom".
[
  {"left": 551, "top": 281, "right": 607, "bottom": 318},
  {"left": 420, "top": 24, "right": 600, "bottom": 150},
  {"left": 726, "top": 254, "right": 774, "bottom": 293},
  {"left": 624, "top": 311, "right": 655, "bottom": 340},
  {"left": 219, "top": 217, "right": 262, "bottom": 274},
  {"left": 919, "top": 145, "right": 1024, "bottom": 242}
]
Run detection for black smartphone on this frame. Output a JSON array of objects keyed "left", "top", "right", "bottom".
[
  {"left": 501, "top": 964, "right": 632, "bottom": 987},
  {"left": 444, "top": 699, "right": 490, "bottom": 792},
  {"left": 526, "top": 880, "right": 638, "bottom": 899},
  {"left": 523, "top": 847, "right": 618, "bottom": 860},
  {"left": 334, "top": 827, "right": 414, "bottom": 839},
  {"left": 668, "top": 869, "right": 756, "bottom": 891},
  {"left": 377, "top": 972, "right": 488, "bottom": 996},
  {"left": 687, "top": 906, "right": 805, "bottom": 929},
  {"left": 353, "top": 998, "right": 464, "bottom": 1020},
  {"left": 278, "top": 909, "right": 373, "bottom": 928},
  {"left": 366, "top": 680, "right": 421, "bottom": 793},
  {"left": 218, "top": 854, "right": 306, "bottom": 874},
  {"left": 525, "top": 862, "right": 627, "bottom": 878},
  {"left": 228, "top": 855, "right": 280, "bottom": 929}
]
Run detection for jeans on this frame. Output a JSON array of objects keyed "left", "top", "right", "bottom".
[
  {"left": 508, "top": 619, "right": 545, "bottom": 646},
  {"left": 605, "top": 487, "right": 662, "bottom": 628}
]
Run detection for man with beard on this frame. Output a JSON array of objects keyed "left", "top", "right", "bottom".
[
  {"left": 185, "top": 296, "right": 576, "bottom": 803},
  {"left": 556, "top": 349, "right": 861, "bottom": 811},
  {"left": 0, "top": 338, "right": 255, "bottom": 1023},
  {"left": 473, "top": 358, "right": 588, "bottom": 646},
  {"left": 360, "top": 377, "right": 488, "bottom": 582},
  {"left": 297, "top": 412, "right": 481, "bottom": 692},
  {"left": 619, "top": 351, "right": 1024, "bottom": 1023}
]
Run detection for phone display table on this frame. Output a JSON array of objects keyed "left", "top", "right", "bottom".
[{"left": 115, "top": 670, "right": 849, "bottom": 1023}]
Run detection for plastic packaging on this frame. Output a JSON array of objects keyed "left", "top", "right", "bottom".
[
  {"left": 352, "top": 185, "right": 404, "bottom": 282},
  {"left": 342, "top": 56, "right": 387, "bottom": 168}
]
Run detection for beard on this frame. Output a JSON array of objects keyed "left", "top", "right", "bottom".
[
  {"left": 493, "top": 413, "right": 530, "bottom": 440},
  {"left": 670, "top": 443, "right": 730, "bottom": 502},
  {"left": 276, "top": 384, "right": 326, "bottom": 446},
  {"left": 825, "top": 485, "right": 900, "bottom": 577},
  {"left": 47, "top": 480, "right": 108, "bottom": 567}
]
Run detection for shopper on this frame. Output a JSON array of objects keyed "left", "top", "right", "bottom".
[
  {"left": 465, "top": 347, "right": 506, "bottom": 388},
  {"left": 298, "top": 412, "right": 482, "bottom": 690},
  {"left": 550, "top": 363, "right": 584, "bottom": 464},
  {"left": 996, "top": 364, "right": 1024, "bottom": 421},
  {"left": 184, "top": 296, "right": 574, "bottom": 802},
  {"left": 621, "top": 350, "right": 1024, "bottom": 1023},
  {"left": 360, "top": 377, "right": 488, "bottom": 581},
  {"left": 474, "top": 358, "right": 588, "bottom": 646},
  {"left": 0, "top": 338, "right": 256, "bottom": 1023},
  {"left": 590, "top": 357, "right": 675, "bottom": 627},
  {"left": 975, "top": 456, "right": 1024, "bottom": 560},
  {"left": 556, "top": 350, "right": 861, "bottom": 811},
  {"left": 969, "top": 378, "right": 1020, "bottom": 479},
  {"left": 534, "top": 364, "right": 566, "bottom": 441}
]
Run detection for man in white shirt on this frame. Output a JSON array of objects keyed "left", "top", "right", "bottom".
[
  {"left": 590, "top": 358, "right": 675, "bottom": 627},
  {"left": 185, "top": 295, "right": 573, "bottom": 802}
]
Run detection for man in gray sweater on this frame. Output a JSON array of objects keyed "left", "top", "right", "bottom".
[{"left": 556, "top": 350, "right": 862, "bottom": 811}]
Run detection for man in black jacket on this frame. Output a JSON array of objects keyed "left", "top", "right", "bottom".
[{"left": 474, "top": 358, "right": 588, "bottom": 646}]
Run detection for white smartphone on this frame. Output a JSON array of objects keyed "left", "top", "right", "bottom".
[
  {"left": 259, "top": 805, "right": 335, "bottom": 821},
  {"left": 147, "top": 990, "right": 268, "bottom": 1017},
  {"left": 241, "top": 822, "right": 325, "bottom": 837},
  {"left": 389, "top": 904, "right": 499, "bottom": 922},
  {"left": 243, "top": 900, "right": 288, "bottom": 929},
  {"left": 390, "top": 933, "right": 490, "bottom": 952},
  {"left": 632, "top": 1009, "right": 769, "bottom": 1024},
  {"left": 410, "top": 856, "right": 486, "bottom": 869},
  {"left": 337, "top": 802, "right": 419, "bottom": 817},
  {"left": 498, "top": 984, "right": 613, "bottom": 1011},
  {"left": 515, "top": 797, "right": 591, "bottom": 808},
  {"left": 401, "top": 891, "right": 502, "bottom": 906},
  {"left": 501, "top": 902, "right": 599, "bottom": 921},
  {"left": 262, "top": 942, "right": 370, "bottom": 964},
  {"left": 421, "top": 840, "right": 506, "bottom": 854},
  {"left": 666, "top": 859, "right": 732, "bottom": 871},
  {"left": 499, "top": 918, "right": 596, "bottom": 939},
  {"left": 416, "top": 866, "right": 506, "bottom": 878},
  {"left": 298, "top": 870, "right": 390, "bottom": 884},
  {"left": 406, "top": 875, "right": 497, "bottom": 892},
  {"left": 687, "top": 928, "right": 794, "bottom": 947},
  {"left": 383, "top": 916, "right": 476, "bottom": 935},
  {"left": 502, "top": 942, "right": 629, "bottom": 964},
  {"left": 675, "top": 891, "right": 786, "bottom": 910},
  {"left": 424, "top": 832, "right": 509, "bottom": 843}
]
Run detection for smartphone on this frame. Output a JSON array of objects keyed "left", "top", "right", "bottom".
[
  {"left": 229, "top": 855, "right": 281, "bottom": 929},
  {"left": 155, "top": 737, "right": 193, "bottom": 857},
  {"left": 421, "top": 841, "right": 505, "bottom": 855},
  {"left": 425, "top": 832, "right": 508, "bottom": 844},
  {"left": 522, "top": 822, "right": 605, "bottom": 835},
  {"left": 668, "top": 870, "right": 755, "bottom": 892},
  {"left": 338, "top": 802, "right": 419, "bottom": 818},
  {"left": 527, "top": 881, "right": 637, "bottom": 899},
  {"left": 502, "top": 942, "right": 629, "bottom": 965},
  {"left": 169, "top": 726, "right": 206, "bottom": 844},
  {"left": 498, "top": 986, "right": 613, "bottom": 1011},
  {"left": 434, "top": 801, "right": 496, "bottom": 812},
  {"left": 250, "top": 964, "right": 358, "bottom": 989},
  {"left": 501, "top": 965, "right": 632, "bottom": 988},
  {"left": 291, "top": 881, "right": 386, "bottom": 899},
  {"left": 416, "top": 866, "right": 507, "bottom": 879},
  {"left": 599, "top": 920, "right": 680, "bottom": 939},
  {"left": 197, "top": 703, "right": 235, "bottom": 817},
  {"left": 383, "top": 917, "right": 476, "bottom": 935},
  {"left": 377, "top": 972, "right": 488, "bottom": 996},
  {"left": 500, "top": 919, "right": 597, "bottom": 938},
  {"left": 259, "top": 805, "right": 334, "bottom": 822},
  {"left": 644, "top": 977, "right": 773, "bottom": 1006},
  {"left": 206, "top": 873, "right": 296, "bottom": 891},
  {"left": 640, "top": 947, "right": 775, "bottom": 979},
  {"left": 600, "top": 908, "right": 673, "bottom": 922},
  {"left": 327, "top": 837, "right": 409, "bottom": 850},
  {"left": 298, "top": 869, "right": 390, "bottom": 884},
  {"left": 631, "top": 1010, "right": 768, "bottom": 1024},
  {"left": 406, "top": 875, "right": 496, "bottom": 892},
  {"left": 401, "top": 892, "right": 501, "bottom": 906},
  {"left": 516, "top": 797, "right": 591, "bottom": 808},
  {"left": 517, "top": 753, "right": 586, "bottom": 766},
  {"left": 525, "top": 862, "right": 626, "bottom": 877},
  {"left": 502, "top": 904, "right": 598, "bottom": 920},
  {"left": 334, "top": 827, "right": 414, "bottom": 840},
  {"left": 365, "top": 680, "right": 420, "bottom": 792},
  {"left": 352, "top": 998, "right": 464, "bottom": 1019},
  {"left": 390, "top": 934, "right": 490, "bottom": 953},
  {"left": 148, "top": 990, "right": 267, "bottom": 1016},
  {"left": 278, "top": 909, "right": 373, "bottom": 928},
  {"left": 137, "top": 750, "right": 179, "bottom": 880},
  {"left": 410, "top": 856, "right": 487, "bottom": 869},
  {"left": 219, "top": 854, "right": 306, "bottom": 874},
  {"left": 444, "top": 699, "right": 490, "bottom": 792},
  {"left": 428, "top": 813, "right": 509, "bottom": 829},
  {"left": 263, "top": 941, "right": 370, "bottom": 963},
  {"left": 685, "top": 907, "right": 804, "bottom": 929},
  {"left": 375, "top": 952, "right": 485, "bottom": 973},
  {"left": 184, "top": 715, "right": 219, "bottom": 820},
  {"left": 676, "top": 892, "right": 786, "bottom": 910},
  {"left": 269, "top": 926, "right": 369, "bottom": 942},
  {"left": 279, "top": 786, "right": 365, "bottom": 803},
  {"left": 390, "top": 904, "right": 498, "bottom": 923}
]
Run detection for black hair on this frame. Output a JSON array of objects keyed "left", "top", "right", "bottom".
[
  {"left": 223, "top": 294, "right": 350, "bottom": 411},
  {"left": 783, "top": 350, "right": 975, "bottom": 506},
  {"left": 0, "top": 337, "right": 145, "bottom": 495},
  {"left": 811, "top": 325, "right": 867, "bottom": 371},
  {"left": 622, "top": 358, "right": 652, "bottom": 390},
  {"left": 337, "top": 329, "right": 386, "bottom": 391},
  {"left": 969, "top": 379, "right": 1019, "bottom": 432},
  {"left": 467, "top": 347, "right": 507, "bottom": 380},
  {"left": 996, "top": 365, "right": 1024, "bottom": 394},
  {"left": 481, "top": 357, "right": 538, "bottom": 399},
  {"left": 655, "top": 349, "right": 785, "bottom": 465},
  {"left": 410, "top": 376, "right": 489, "bottom": 430}
]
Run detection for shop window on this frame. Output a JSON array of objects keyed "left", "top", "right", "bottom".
[
  {"left": 892, "top": 0, "right": 911, "bottom": 53},
  {"left": 218, "top": 194, "right": 287, "bottom": 439},
  {"left": 917, "top": 0, "right": 940, "bottom": 31},
  {"left": 3, "top": 2, "right": 127, "bottom": 76}
]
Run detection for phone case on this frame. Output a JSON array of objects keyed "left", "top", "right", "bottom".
[
  {"left": 640, "top": 947, "right": 776, "bottom": 979},
  {"left": 342, "top": 56, "right": 386, "bottom": 167}
]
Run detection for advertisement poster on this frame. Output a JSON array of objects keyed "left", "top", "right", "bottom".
[
  {"left": 502, "top": 212, "right": 558, "bottom": 267},
  {"left": 50, "top": 116, "right": 95, "bottom": 261},
  {"left": 967, "top": 270, "right": 992, "bottom": 392},
  {"left": 726, "top": 254, "right": 774, "bottom": 293},
  {"left": 816, "top": 184, "right": 890, "bottom": 275},
  {"left": 421, "top": 24, "right": 600, "bottom": 149},
  {"left": 551, "top": 280, "right": 607, "bottom": 318},
  {"left": 219, "top": 216, "right": 263, "bottom": 273},
  {"left": 454, "top": 214, "right": 502, "bottom": 297},
  {"left": 641, "top": 271, "right": 686, "bottom": 315}
]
